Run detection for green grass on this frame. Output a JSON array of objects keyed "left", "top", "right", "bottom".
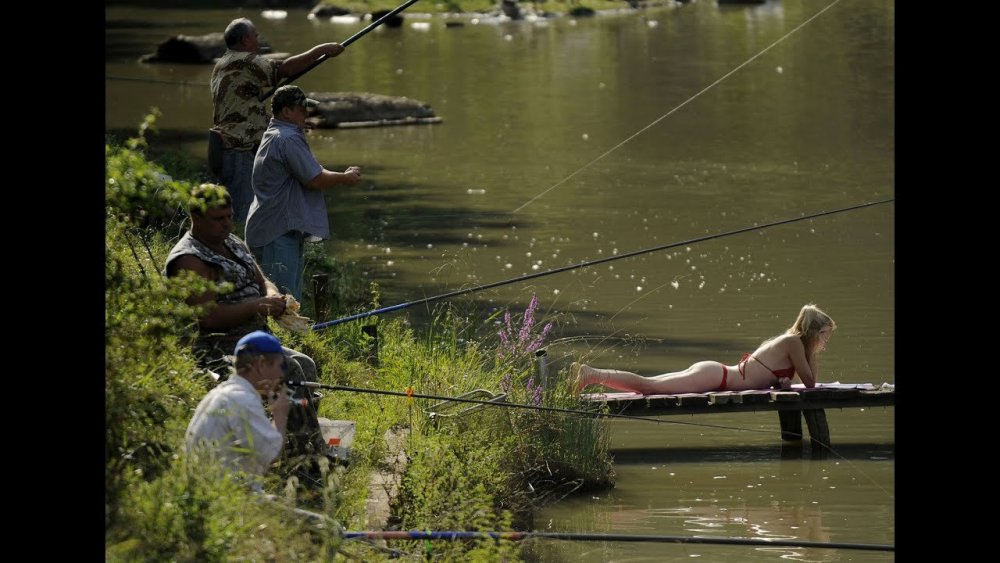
[{"left": 106, "top": 112, "right": 614, "bottom": 560}]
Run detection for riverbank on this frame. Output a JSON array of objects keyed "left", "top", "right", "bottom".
[{"left": 105, "top": 115, "right": 614, "bottom": 560}]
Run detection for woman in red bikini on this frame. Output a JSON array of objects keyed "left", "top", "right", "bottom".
[{"left": 572, "top": 304, "right": 835, "bottom": 394}]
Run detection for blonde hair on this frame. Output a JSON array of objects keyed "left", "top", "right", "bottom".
[{"left": 787, "top": 304, "right": 836, "bottom": 356}]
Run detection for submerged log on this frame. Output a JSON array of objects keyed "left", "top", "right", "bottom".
[{"left": 306, "top": 92, "right": 441, "bottom": 128}]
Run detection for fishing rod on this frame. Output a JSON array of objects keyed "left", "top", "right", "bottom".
[
  {"left": 311, "top": 198, "right": 894, "bottom": 330},
  {"left": 287, "top": 380, "right": 784, "bottom": 433},
  {"left": 342, "top": 530, "right": 894, "bottom": 552},
  {"left": 258, "top": 0, "right": 422, "bottom": 102},
  {"left": 291, "top": 379, "right": 895, "bottom": 495}
]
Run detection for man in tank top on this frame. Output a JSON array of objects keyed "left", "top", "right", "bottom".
[{"left": 165, "top": 184, "right": 327, "bottom": 461}]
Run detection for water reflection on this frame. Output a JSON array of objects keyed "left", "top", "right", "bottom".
[{"left": 532, "top": 457, "right": 893, "bottom": 562}]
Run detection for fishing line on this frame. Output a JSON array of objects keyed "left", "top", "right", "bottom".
[
  {"left": 137, "top": 230, "right": 163, "bottom": 277},
  {"left": 547, "top": 335, "right": 666, "bottom": 347},
  {"left": 608, "top": 280, "right": 674, "bottom": 323},
  {"left": 259, "top": 0, "right": 422, "bottom": 101},
  {"left": 106, "top": 75, "right": 208, "bottom": 87},
  {"left": 511, "top": 0, "right": 846, "bottom": 214},
  {"left": 291, "top": 379, "right": 894, "bottom": 498},
  {"left": 812, "top": 438, "right": 894, "bottom": 499},
  {"left": 312, "top": 198, "right": 892, "bottom": 329},
  {"left": 123, "top": 233, "right": 148, "bottom": 282},
  {"left": 291, "top": 381, "right": 810, "bottom": 435},
  {"left": 341, "top": 530, "right": 893, "bottom": 551}
]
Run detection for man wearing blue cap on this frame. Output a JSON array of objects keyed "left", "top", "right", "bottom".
[{"left": 185, "top": 331, "right": 292, "bottom": 489}]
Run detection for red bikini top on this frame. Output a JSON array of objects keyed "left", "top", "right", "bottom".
[{"left": 738, "top": 353, "right": 796, "bottom": 379}]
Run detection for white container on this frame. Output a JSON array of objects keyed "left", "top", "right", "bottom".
[{"left": 318, "top": 418, "right": 356, "bottom": 462}]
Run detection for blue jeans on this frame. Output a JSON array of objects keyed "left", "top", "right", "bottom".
[
  {"left": 219, "top": 149, "right": 256, "bottom": 227},
  {"left": 252, "top": 232, "right": 305, "bottom": 301}
]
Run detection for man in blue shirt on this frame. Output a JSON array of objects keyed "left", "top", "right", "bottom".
[
  {"left": 210, "top": 17, "right": 346, "bottom": 227},
  {"left": 246, "top": 85, "right": 362, "bottom": 301}
]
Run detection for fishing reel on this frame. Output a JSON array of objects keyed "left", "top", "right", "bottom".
[
  {"left": 281, "top": 379, "right": 325, "bottom": 407},
  {"left": 271, "top": 384, "right": 309, "bottom": 407}
]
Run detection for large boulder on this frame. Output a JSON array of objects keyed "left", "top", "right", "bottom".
[
  {"left": 306, "top": 92, "right": 440, "bottom": 128},
  {"left": 309, "top": 3, "right": 351, "bottom": 18},
  {"left": 139, "top": 33, "right": 275, "bottom": 64},
  {"left": 370, "top": 9, "right": 405, "bottom": 27},
  {"left": 499, "top": 0, "right": 521, "bottom": 20}
]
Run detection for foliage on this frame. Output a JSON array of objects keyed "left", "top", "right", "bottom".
[
  {"left": 107, "top": 457, "right": 320, "bottom": 562},
  {"left": 106, "top": 112, "right": 614, "bottom": 560},
  {"left": 105, "top": 210, "right": 210, "bottom": 527},
  {"left": 105, "top": 108, "right": 195, "bottom": 231},
  {"left": 395, "top": 439, "right": 521, "bottom": 561},
  {"left": 301, "top": 241, "right": 369, "bottom": 320}
]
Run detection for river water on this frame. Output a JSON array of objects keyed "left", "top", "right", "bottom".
[{"left": 106, "top": 0, "right": 894, "bottom": 559}]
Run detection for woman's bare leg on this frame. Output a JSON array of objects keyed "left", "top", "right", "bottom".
[{"left": 572, "top": 361, "right": 725, "bottom": 394}]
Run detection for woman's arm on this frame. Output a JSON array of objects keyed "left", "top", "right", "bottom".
[{"left": 786, "top": 336, "right": 817, "bottom": 388}]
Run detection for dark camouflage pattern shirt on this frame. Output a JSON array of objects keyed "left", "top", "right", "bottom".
[
  {"left": 164, "top": 232, "right": 267, "bottom": 350},
  {"left": 210, "top": 50, "right": 281, "bottom": 150}
]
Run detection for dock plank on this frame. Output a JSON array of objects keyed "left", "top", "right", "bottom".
[{"left": 580, "top": 383, "right": 893, "bottom": 416}]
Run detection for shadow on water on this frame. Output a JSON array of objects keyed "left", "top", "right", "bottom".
[
  {"left": 107, "top": 127, "right": 208, "bottom": 146},
  {"left": 106, "top": 38, "right": 159, "bottom": 63},
  {"left": 332, "top": 181, "right": 524, "bottom": 244},
  {"left": 610, "top": 443, "right": 895, "bottom": 464}
]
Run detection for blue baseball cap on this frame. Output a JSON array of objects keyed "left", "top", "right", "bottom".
[{"left": 234, "top": 330, "right": 285, "bottom": 357}]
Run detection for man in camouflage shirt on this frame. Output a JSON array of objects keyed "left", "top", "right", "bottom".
[{"left": 210, "top": 17, "right": 346, "bottom": 227}]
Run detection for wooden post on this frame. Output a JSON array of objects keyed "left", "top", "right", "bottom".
[
  {"left": 311, "top": 274, "right": 329, "bottom": 320},
  {"left": 534, "top": 348, "right": 549, "bottom": 391},
  {"left": 778, "top": 409, "right": 804, "bottom": 441},
  {"left": 362, "top": 325, "right": 379, "bottom": 366},
  {"left": 803, "top": 409, "right": 831, "bottom": 456}
]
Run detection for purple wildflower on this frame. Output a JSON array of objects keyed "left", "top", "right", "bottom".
[
  {"left": 524, "top": 321, "right": 553, "bottom": 354},
  {"left": 500, "top": 371, "right": 513, "bottom": 393},
  {"left": 525, "top": 377, "right": 544, "bottom": 406},
  {"left": 496, "top": 295, "right": 554, "bottom": 394},
  {"left": 519, "top": 295, "right": 537, "bottom": 344}
]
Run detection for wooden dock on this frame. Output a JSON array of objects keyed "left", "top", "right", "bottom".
[{"left": 580, "top": 383, "right": 894, "bottom": 449}]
